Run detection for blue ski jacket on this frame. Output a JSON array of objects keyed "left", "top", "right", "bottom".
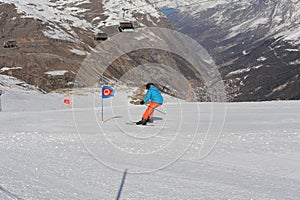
[{"left": 143, "top": 86, "right": 164, "bottom": 104}]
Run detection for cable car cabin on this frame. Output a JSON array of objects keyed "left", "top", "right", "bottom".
[
  {"left": 94, "top": 32, "right": 108, "bottom": 41},
  {"left": 3, "top": 40, "right": 17, "bottom": 48},
  {"left": 118, "top": 21, "right": 134, "bottom": 32}
]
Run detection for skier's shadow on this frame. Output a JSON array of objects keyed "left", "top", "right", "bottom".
[{"left": 152, "top": 117, "right": 163, "bottom": 121}]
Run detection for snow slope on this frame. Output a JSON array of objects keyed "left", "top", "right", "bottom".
[
  {"left": 1, "top": 0, "right": 164, "bottom": 41},
  {"left": 1, "top": 80, "right": 300, "bottom": 199},
  {"left": 103, "top": 0, "right": 163, "bottom": 26},
  {"left": 1, "top": 0, "right": 94, "bottom": 41},
  {"left": 154, "top": 0, "right": 300, "bottom": 44},
  {"left": 0, "top": 75, "right": 67, "bottom": 112}
]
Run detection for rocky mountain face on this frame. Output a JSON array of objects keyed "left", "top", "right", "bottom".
[
  {"left": 0, "top": 0, "right": 176, "bottom": 92},
  {"left": 157, "top": 0, "right": 300, "bottom": 101},
  {"left": 1, "top": 0, "right": 299, "bottom": 102}
]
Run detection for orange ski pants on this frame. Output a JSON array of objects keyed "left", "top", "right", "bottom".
[{"left": 142, "top": 102, "right": 162, "bottom": 120}]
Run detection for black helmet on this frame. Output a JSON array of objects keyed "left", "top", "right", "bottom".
[{"left": 145, "top": 83, "right": 154, "bottom": 90}]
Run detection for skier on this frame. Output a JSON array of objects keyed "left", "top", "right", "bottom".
[{"left": 136, "top": 83, "right": 163, "bottom": 125}]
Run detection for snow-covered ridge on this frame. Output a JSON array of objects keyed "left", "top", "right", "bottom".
[
  {"left": 152, "top": 0, "right": 251, "bottom": 15},
  {"left": 2, "top": 0, "right": 94, "bottom": 41},
  {"left": 0, "top": 74, "right": 44, "bottom": 93},
  {"left": 153, "top": 0, "right": 300, "bottom": 44},
  {"left": 103, "top": 0, "right": 163, "bottom": 26},
  {"left": 1, "top": 0, "right": 164, "bottom": 40}
]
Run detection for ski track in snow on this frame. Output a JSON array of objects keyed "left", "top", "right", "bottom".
[{"left": 1, "top": 81, "right": 300, "bottom": 199}]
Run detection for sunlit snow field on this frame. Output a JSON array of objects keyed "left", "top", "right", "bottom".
[{"left": 1, "top": 77, "right": 300, "bottom": 199}]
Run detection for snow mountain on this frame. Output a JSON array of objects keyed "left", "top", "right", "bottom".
[
  {"left": 0, "top": 0, "right": 174, "bottom": 92},
  {"left": 1, "top": 0, "right": 299, "bottom": 101},
  {"left": 1, "top": 0, "right": 167, "bottom": 41},
  {"left": 155, "top": 0, "right": 300, "bottom": 101}
]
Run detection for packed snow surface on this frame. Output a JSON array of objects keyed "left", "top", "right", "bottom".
[{"left": 1, "top": 77, "right": 300, "bottom": 199}]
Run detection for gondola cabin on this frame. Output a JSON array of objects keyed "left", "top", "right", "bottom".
[
  {"left": 3, "top": 40, "right": 17, "bottom": 48},
  {"left": 94, "top": 32, "right": 108, "bottom": 41},
  {"left": 118, "top": 21, "right": 134, "bottom": 32}
]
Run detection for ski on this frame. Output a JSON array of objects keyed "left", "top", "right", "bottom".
[{"left": 126, "top": 122, "right": 155, "bottom": 126}]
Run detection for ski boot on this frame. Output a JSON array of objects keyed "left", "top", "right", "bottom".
[
  {"left": 136, "top": 118, "right": 147, "bottom": 125},
  {"left": 147, "top": 117, "right": 154, "bottom": 123}
]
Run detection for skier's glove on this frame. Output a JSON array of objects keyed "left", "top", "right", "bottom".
[{"left": 140, "top": 100, "right": 144, "bottom": 105}]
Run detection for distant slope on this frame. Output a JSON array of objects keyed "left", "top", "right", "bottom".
[{"left": 154, "top": 0, "right": 300, "bottom": 101}]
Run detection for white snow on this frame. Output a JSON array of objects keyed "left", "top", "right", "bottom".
[
  {"left": 227, "top": 17, "right": 269, "bottom": 39},
  {"left": 226, "top": 68, "right": 251, "bottom": 77},
  {"left": 226, "top": 64, "right": 264, "bottom": 77},
  {"left": 257, "top": 56, "right": 267, "bottom": 62},
  {"left": 277, "top": 26, "right": 300, "bottom": 45},
  {"left": 286, "top": 48, "right": 300, "bottom": 52},
  {"left": 1, "top": 78, "right": 300, "bottom": 199},
  {"left": 0, "top": 75, "right": 43, "bottom": 93},
  {"left": 154, "top": 0, "right": 300, "bottom": 44},
  {"left": 289, "top": 59, "right": 300, "bottom": 65},
  {"left": 103, "top": 0, "right": 163, "bottom": 26},
  {"left": 153, "top": 0, "right": 229, "bottom": 13},
  {"left": 45, "top": 70, "right": 68, "bottom": 76},
  {"left": 1, "top": 0, "right": 166, "bottom": 42},
  {"left": 70, "top": 48, "right": 87, "bottom": 56},
  {"left": 3, "top": 0, "right": 300, "bottom": 45},
  {"left": 1, "top": 0, "right": 94, "bottom": 41},
  {"left": 0, "top": 66, "right": 22, "bottom": 72},
  {"left": 253, "top": 64, "right": 263, "bottom": 69}
]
